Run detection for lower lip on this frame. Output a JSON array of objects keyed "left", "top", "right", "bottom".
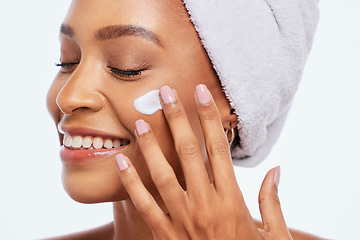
[{"left": 60, "top": 145, "right": 127, "bottom": 164}]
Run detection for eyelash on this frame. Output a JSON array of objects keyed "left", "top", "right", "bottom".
[
  {"left": 55, "top": 62, "right": 78, "bottom": 69},
  {"left": 109, "top": 67, "right": 143, "bottom": 78},
  {"left": 55, "top": 62, "right": 146, "bottom": 79}
]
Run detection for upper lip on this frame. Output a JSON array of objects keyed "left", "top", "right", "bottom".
[{"left": 58, "top": 125, "right": 129, "bottom": 140}]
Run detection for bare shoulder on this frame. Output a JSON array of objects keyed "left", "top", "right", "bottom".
[
  {"left": 254, "top": 220, "right": 327, "bottom": 240},
  {"left": 41, "top": 222, "right": 114, "bottom": 240}
]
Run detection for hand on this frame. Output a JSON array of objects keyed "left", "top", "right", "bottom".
[{"left": 116, "top": 84, "right": 293, "bottom": 240}]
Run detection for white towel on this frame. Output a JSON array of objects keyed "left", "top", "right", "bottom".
[{"left": 182, "top": 0, "right": 319, "bottom": 166}]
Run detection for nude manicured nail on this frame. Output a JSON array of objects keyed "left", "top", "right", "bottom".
[
  {"left": 274, "top": 166, "right": 281, "bottom": 188},
  {"left": 116, "top": 154, "right": 129, "bottom": 171},
  {"left": 160, "top": 85, "right": 175, "bottom": 104},
  {"left": 196, "top": 84, "right": 210, "bottom": 105},
  {"left": 135, "top": 119, "right": 149, "bottom": 136}
]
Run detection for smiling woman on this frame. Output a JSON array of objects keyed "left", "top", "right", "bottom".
[
  {"left": 47, "top": 0, "right": 223, "bottom": 206},
  {"left": 2, "top": 0, "right": 360, "bottom": 239},
  {"left": 41, "top": 0, "right": 324, "bottom": 239}
]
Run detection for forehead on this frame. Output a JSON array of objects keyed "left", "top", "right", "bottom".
[{"left": 63, "top": 0, "right": 191, "bottom": 40}]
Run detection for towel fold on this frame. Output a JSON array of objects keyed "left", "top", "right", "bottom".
[{"left": 182, "top": 0, "right": 319, "bottom": 166}]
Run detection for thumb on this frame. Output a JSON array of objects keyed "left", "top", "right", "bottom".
[{"left": 258, "top": 166, "right": 290, "bottom": 236}]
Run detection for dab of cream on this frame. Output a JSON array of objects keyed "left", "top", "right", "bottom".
[{"left": 134, "top": 90, "right": 162, "bottom": 115}]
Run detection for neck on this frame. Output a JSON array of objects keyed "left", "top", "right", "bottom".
[{"left": 113, "top": 199, "right": 154, "bottom": 240}]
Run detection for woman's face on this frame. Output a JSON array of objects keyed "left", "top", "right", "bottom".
[{"left": 47, "top": 0, "right": 231, "bottom": 203}]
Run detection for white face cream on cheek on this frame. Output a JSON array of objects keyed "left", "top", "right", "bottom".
[{"left": 134, "top": 90, "right": 162, "bottom": 115}]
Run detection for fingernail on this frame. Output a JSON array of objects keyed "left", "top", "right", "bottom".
[
  {"left": 196, "top": 84, "right": 210, "bottom": 105},
  {"left": 135, "top": 119, "right": 149, "bottom": 136},
  {"left": 274, "top": 166, "right": 281, "bottom": 188},
  {"left": 116, "top": 154, "right": 129, "bottom": 171},
  {"left": 159, "top": 85, "right": 176, "bottom": 104}
]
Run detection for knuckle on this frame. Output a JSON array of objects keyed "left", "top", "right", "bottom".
[
  {"left": 138, "top": 131, "right": 153, "bottom": 145},
  {"left": 191, "top": 201, "right": 215, "bottom": 226},
  {"left": 165, "top": 105, "right": 183, "bottom": 119},
  {"left": 259, "top": 192, "right": 281, "bottom": 206},
  {"left": 196, "top": 217, "right": 214, "bottom": 230},
  {"left": 122, "top": 169, "right": 138, "bottom": 186},
  {"left": 136, "top": 199, "right": 154, "bottom": 217},
  {"left": 153, "top": 171, "right": 175, "bottom": 189},
  {"left": 177, "top": 138, "right": 200, "bottom": 160},
  {"left": 194, "top": 211, "right": 216, "bottom": 230},
  {"left": 208, "top": 139, "right": 230, "bottom": 157},
  {"left": 199, "top": 104, "right": 218, "bottom": 121}
]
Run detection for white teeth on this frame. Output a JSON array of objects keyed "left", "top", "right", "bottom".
[
  {"left": 93, "top": 137, "right": 104, "bottom": 149},
  {"left": 72, "top": 136, "right": 83, "bottom": 149},
  {"left": 104, "top": 139, "right": 113, "bottom": 149},
  {"left": 64, "top": 135, "right": 73, "bottom": 147},
  {"left": 113, "top": 139, "right": 121, "bottom": 148},
  {"left": 63, "top": 135, "right": 128, "bottom": 149},
  {"left": 83, "top": 136, "right": 92, "bottom": 148}
]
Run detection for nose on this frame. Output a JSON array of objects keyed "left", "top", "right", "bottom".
[{"left": 56, "top": 65, "right": 105, "bottom": 115}]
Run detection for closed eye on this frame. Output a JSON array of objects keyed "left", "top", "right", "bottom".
[
  {"left": 108, "top": 65, "right": 150, "bottom": 81},
  {"left": 110, "top": 68, "right": 143, "bottom": 77},
  {"left": 55, "top": 62, "right": 149, "bottom": 80},
  {"left": 55, "top": 62, "right": 78, "bottom": 73}
]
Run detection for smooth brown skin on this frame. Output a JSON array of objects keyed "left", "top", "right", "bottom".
[{"left": 46, "top": 0, "right": 323, "bottom": 239}]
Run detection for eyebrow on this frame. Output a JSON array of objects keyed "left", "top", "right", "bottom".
[{"left": 60, "top": 24, "right": 162, "bottom": 47}]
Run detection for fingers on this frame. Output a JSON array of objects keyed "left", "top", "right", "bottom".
[
  {"left": 134, "top": 120, "right": 186, "bottom": 216},
  {"left": 258, "top": 166, "right": 291, "bottom": 237},
  {"left": 194, "top": 84, "right": 238, "bottom": 190},
  {"left": 133, "top": 84, "right": 238, "bottom": 201},
  {"left": 115, "top": 154, "right": 172, "bottom": 230},
  {"left": 159, "top": 86, "right": 211, "bottom": 193}
]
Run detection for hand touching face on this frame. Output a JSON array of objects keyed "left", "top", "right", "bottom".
[
  {"left": 115, "top": 84, "right": 293, "bottom": 240},
  {"left": 46, "top": 0, "right": 232, "bottom": 203}
]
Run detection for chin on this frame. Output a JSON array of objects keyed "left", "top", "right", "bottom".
[{"left": 62, "top": 165, "right": 128, "bottom": 204}]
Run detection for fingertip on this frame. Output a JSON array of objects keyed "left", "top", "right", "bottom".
[
  {"left": 195, "top": 84, "right": 211, "bottom": 105},
  {"left": 135, "top": 119, "right": 150, "bottom": 136},
  {"left": 159, "top": 85, "right": 176, "bottom": 105},
  {"left": 259, "top": 167, "right": 288, "bottom": 233},
  {"left": 259, "top": 166, "right": 280, "bottom": 202},
  {"left": 116, "top": 153, "right": 130, "bottom": 171}
]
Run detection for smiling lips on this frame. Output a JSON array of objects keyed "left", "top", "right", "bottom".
[
  {"left": 60, "top": 134, "right": 130, "bottom": 164},
  {"left": 63, "top": 135, "right": 130, "bottom": 150}
]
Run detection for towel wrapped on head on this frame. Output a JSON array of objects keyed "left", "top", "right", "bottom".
[{"left": 182, "top": 0, "right": 319, "bottom": 166}]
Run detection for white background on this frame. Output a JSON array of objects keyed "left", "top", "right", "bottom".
[{"left": 0, "top": 0, "right": 359, "bottom": 239}]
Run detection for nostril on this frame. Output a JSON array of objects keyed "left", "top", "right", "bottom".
[{"left": 56, "top": 87, "right": 105, "bottom": 114}]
